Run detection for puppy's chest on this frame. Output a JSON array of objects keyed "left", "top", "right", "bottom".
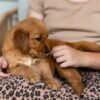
[{"left": 17, "top": 57, "right": 40, "bottom": 67}]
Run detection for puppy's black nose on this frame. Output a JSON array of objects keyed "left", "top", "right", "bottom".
[{"left": 44, "top": 45, "right": 50, "bottom": 54}]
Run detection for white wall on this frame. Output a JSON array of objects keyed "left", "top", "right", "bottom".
[
  {"left": 0, "top": 0, "right": 18, "bottom": 15},
  {"left": 0, "top": 0, "right": 28, "bottom": 20},
  {"left": 18, "top": 0, "right": 28, "bottom": 21}
]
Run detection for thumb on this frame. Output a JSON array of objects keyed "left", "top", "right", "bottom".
[
  {"left": 0, "top": 57, "right": 8, "bottom": 69},
  {"left": 0, "top": 71, "right": 10, "bottom": 77}
]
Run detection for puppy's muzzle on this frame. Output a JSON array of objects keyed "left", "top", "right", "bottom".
[{"left": 29, "top": 49, "right": 38, "bottom": 58}]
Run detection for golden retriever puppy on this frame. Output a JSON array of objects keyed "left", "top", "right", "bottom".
[{"left": 2, "top": 17, "right": 100, "bottom": 96}]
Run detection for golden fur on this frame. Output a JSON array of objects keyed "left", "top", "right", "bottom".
[{"left": 2, "top": 17, "right": 100, "bottom": 96}]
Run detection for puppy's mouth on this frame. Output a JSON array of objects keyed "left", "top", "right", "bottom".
[{"left": 29, "top": 45, "right": 50, "bottom": 59}]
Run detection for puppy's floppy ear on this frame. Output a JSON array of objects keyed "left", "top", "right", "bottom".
[{"left": 13, "top": 29, "right": 29, "bottom": 54}]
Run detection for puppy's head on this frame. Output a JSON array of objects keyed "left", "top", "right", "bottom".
[{"left": 13, "top": 17, "right": 48, "bottom": 57}]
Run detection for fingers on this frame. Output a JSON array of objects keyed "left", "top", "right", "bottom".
[
  {"left": 52, "top": 45, "right": 67, "bottom": 52},
  {"left": 53, "top": 50, "right": 66, "bottom": 58},
  {"left": 60, "top": 61, "right": 71, "bottom": 68},
  {"left": 0, "top": 71, "right": 10, "bottom": 77},
  {"left": 1, "top": 59, "right": 8, "bottom": 69},
  {"left": 52, "top": 45, "right": 82, "bottom": 68},
  {"left": 56, "top": 55, "right": 66, "bottom": 63},
  {"left": 0, "top": 56, "right": 8, "bottom": 68},
  {"left": 0, "top": 56, "right": 10, "bottom": 77},
  {"left": 52, "top": 45, "right": 67, "bottom": 58},
  {"left": 56, "top": 56, "right": 72, "bottom": 68},
  {"left": 52, "top": 45, "right": 77, "bottom": 68}
]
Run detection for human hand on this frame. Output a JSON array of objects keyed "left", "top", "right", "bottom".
[
  {"left": 52, "top": 45, "right": 84, "bottom": 68},
  {"left": 0, "top": 56, "right": 10, "bottom": 77}
]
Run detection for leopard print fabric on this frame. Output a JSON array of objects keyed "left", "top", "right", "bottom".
[{"left": 0, "top": 69, "right": 100, "bottom": 100}]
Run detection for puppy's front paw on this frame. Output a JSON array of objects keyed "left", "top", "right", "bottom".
[
  {"left": 73, "top": 83, "right": 85, "bottom": 96},
  {"left": 28, "top": 70, "right": 41, "bottom": 83},
  {"left": 10, "top": 65, "right": 41, "bottom": 83},
  {"left": 45, "top": 79, "right": 61, "bottom": 90}
]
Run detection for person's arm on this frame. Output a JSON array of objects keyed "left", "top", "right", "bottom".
[
  {"left": 52, "top": 45, "right": 100, "bottom": 70},
  {"left": 81, "top": 51, "right": 100, "bottom": 70}
]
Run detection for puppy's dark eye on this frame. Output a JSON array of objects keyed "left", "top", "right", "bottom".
[{"left": 35, "top": 37, "right": 42, "bottom": 41}]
